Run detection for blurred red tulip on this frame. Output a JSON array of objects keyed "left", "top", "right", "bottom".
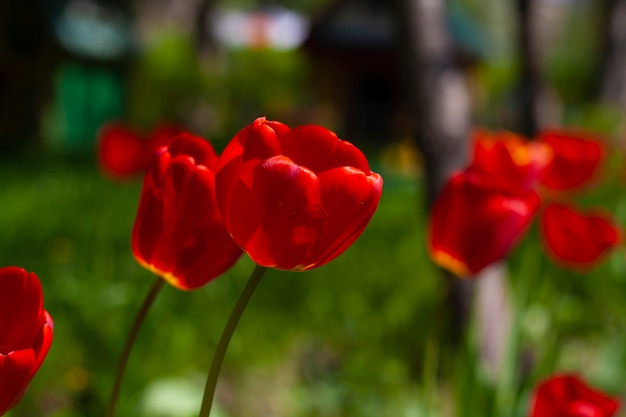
[
  {"left": 0, "top": 267, "right": 53, "bottom": 416},
  {"left": 538, "top": 129, "right": 605, "bottom": 191},
  {"left": 147, "top": 124, "right": 187, "bottom": 154},
  {"left": 428, "top": 170, "right": 540, "bottom": 276},
  {"left": 132, "top": 133, "right": 242, "bottom": 290},
  {"left": 215, "top": 117, "right": 383, "bottom": 271},
  {"left": 471, "top": 128, "right": 552, "bottom": 189},
  {"left": 540, "top": 203, "right": 620, "bottom": 270},
  {"left": 97, "top": 123, "right": 147, "bottom": 179},
  {"left": 529, "top": 374, "right": 619, "bottom": 417},
  {"left": 97, "top": 122, "right": 185, "bottom": 180}
]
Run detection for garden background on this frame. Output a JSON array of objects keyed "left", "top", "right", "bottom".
[{"left": 3, "top": 0, "right": 626, "bottom": 416}]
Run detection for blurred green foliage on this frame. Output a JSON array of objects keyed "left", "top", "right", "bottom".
[{"left": 124, "top": 30, "right": 310, "bottom": 151}]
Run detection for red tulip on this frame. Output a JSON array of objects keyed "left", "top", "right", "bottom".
[
  {"left": 97, "top": 123, "right": 148, "bottom": 179},
  {"left": 146, "top": 124, "right": 187, "bottom": 154},
  {"left": 428, "top": 170, "right": 540, "bottom": 276},
  {"left": 0, "top": 267, "right": 53, "bottom": 416},
  {"left": 215, "top": 117, "right": 383, "bottom": 271},
  {"left": 540, "top": 203, "right": 620, "bottom": 270},
  {"left": 471, "top": 128, "right": 552, "bottom": 189},
  {"left": 132, "top": 133, "right": 243, "bottom": 290},
  {"left": 97, "top": 122, "right": 185, "bottom": 180},
  {"left": 538, "top": 129, "right": 605, "bottom": 191},
  {"left": 529, "top": 374, "right": 619, "bottom": 417}
]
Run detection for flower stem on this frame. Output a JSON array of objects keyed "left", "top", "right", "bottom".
[
  {"left": 107, "top": 276, "right": 165, "bottom": 417},
  {"left": 198, "top": 264, "right": 267, "bottom": 417}
]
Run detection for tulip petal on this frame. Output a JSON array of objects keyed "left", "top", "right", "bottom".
[
  {"left": 305, "top": 167, "right": 383, "bottom": 269},
  {"left": 0, "top": 349, "right": 36, "bottom": 415},
  {"left": 229, "top": 155, "right": 327, "bottom": 270},
  {"left": 147, "top": 124, "right": 186, "bottom": 153},
  {"left": 97, "top": 123, "right": 148, "bottom": 178},
  {"left": 131, "top": 151, "right": 171, "bottom": 267},
  {"left": 540, "top": 203, "right": 620, "bottom": 270},
  {"left": 428, "top": 171, "right": 540, "bottom": 276},
  {"left": 278, "top": 125, "right": 372, "bottom": 174},
  {"left": 471, "top": 128, "right": 552, "bottom": 189},
  {"left": 168, "top": 132, "right": 219, "bottom": 169},
  {"left": 216, "top": 117, "right": 287, "bottom": 227},
  {"left": 539, "top": 129, "right": 604, "bottom": 191},
  {"left": 0, "top": 268, "right": 52, "bottom": 416},
  {"left": 0, "top": 268, "right": 42, "bottom": 353},
  {"left": 132, "top": 136, "right": 242, "bottom": 289},
  {"left": 529, "top": 374, "right": 620, "bottom": 417}
]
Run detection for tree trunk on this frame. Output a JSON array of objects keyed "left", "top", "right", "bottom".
[
  {"left": 391, "top": 0, "right": 512, "bottom": 376},
  {"left": 599, "top": 0, "right": 626, "bottom": 106},
  {"left": 194, "top": 0, "right": 219, "bottom": 58},
  {"left": 515, "top": 0, "right": 561, "bottom": 136},
  {"left": 391, "top": 0, "right": 473, "bottom": 342},
  {"left": 391, "top": 0, "right": 470, "bottom": 206}
]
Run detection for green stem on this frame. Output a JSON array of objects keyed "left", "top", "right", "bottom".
[
  {"left": 107, "top": 276, "right": 165, "bottom": 417},
  {"left": 198, "top": 264, "right": 267, "bottom": 417}
]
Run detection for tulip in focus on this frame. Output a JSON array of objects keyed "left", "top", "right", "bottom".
[
  {"left": 132, "top": 133, "right": 243, "bottom": 290},
  {"left": 97, "top": 122, "right": 185, "bottom": 180},
  {"left": 428, "top": 170, "right": 540, "bottom": 276},
  {"left": 538, "top": 129, "right": 605, "bottom": 191},
  {"left": 0, "top": 266, "right": 54, "bottom": 416},
  {"left": 215, "top": 117, "right": 383, "bottom": 271},
  {"left": 540, "top": 203, "right": 620, "bottom": 270},
  {"left": 529, "top": 374, "right": 619, "bottom": 417}
]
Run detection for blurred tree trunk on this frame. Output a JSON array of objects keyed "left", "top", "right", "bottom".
[
  {"left": 515, "top": 0, "right": 558, "bottom": 137},
  {"left": 598, "top": 0, "right": 626, "bottom": 106},
  {"left": 391, "top": 0, "right": 470, "bottom": 207},
  {"left": 390, "top": 0, "right": 473, "bottom": 342},
  {"left": 194, "top": 0, "right": 219, "bottom": 57},
  {"left": 516, "top": 0, "right": 540, "bottom": 137},
  {"left": 391, "top": 0, "right": 512, "bottom": 376}
]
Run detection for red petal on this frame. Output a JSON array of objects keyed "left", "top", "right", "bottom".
[
  {"left": 471, "top": 128, "right": 552, "bottom": 189},
  {"left": 0, "top": 349, "right": 36, "bottom": 415},
  {"left": 32, "top": 311, "right": 54, "bottom": 373},
  {"left": 304, "top": 167, "right": 383, "bottom": 269},
  {"left": 277, "top": 125, "right": 372, "bottom": 174},
  {"left": 538, "top": 129, "right": 604, "bottom": 191},
  {"left": 0, "top": 268, "right": 43, "bottom": 353},
  {"left": 97, "top": 123, "right": 149, "bottom": 179},
  {"left": 215, "top": 117, "right": 287, "bottom": 229},
  {"left": 228, "top": 155, "right": 327, "bottom": 270},
  {"left": 540, "top": 203, "right": 620, "bottom": 270},
  {"left": 132, "top": 136, "right": 242, "bottom": 289},
  {"left": 168, "top": 133, "right": 219, "bottom": 170},
  {"left": 529, "top": 374, "right": 620, "bottom": 417},
  {"left": 147, "top": 124, "right": 186, "bottom": 153},
  {"left": 428, "top": 171, "right": 539, "bottom": 276}
]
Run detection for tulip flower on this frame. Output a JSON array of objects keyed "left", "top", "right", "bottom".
[
  {"left": 0, "top": 266, "right": 53, "bottom": 416},
  {"left": 540, "top": 203, "right": 620, "bottom": 270},
  {"left": 132, "top": 133, "right": 243, "bottom": 290},
  {"left": 214, "top": 117, "right": 383, "bottom": 271},
  {"left": 97, "top": 123, "right": 147, "bottom": 179},
  {"left": 428, "top": 170, "right": 540, "bottom": 276},
  {"left": 538, "top": 129, "right": 604, "bottom": 191},
  {"left": 471, "top": 128, "right": 552, "bottom": 189},
  {"left": 97, "top": 122, "right": 185, "bottom": 180},
  {"left": 529, "top": 374, "right": 619, "bottom": 417}
]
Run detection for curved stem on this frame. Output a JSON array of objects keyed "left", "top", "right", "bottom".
[
  {"left": 198, "top": 264, "right": 267, "bottom": 417},
  {"left": 107, "top": 277, "right": 165, "bottom": 417}
]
